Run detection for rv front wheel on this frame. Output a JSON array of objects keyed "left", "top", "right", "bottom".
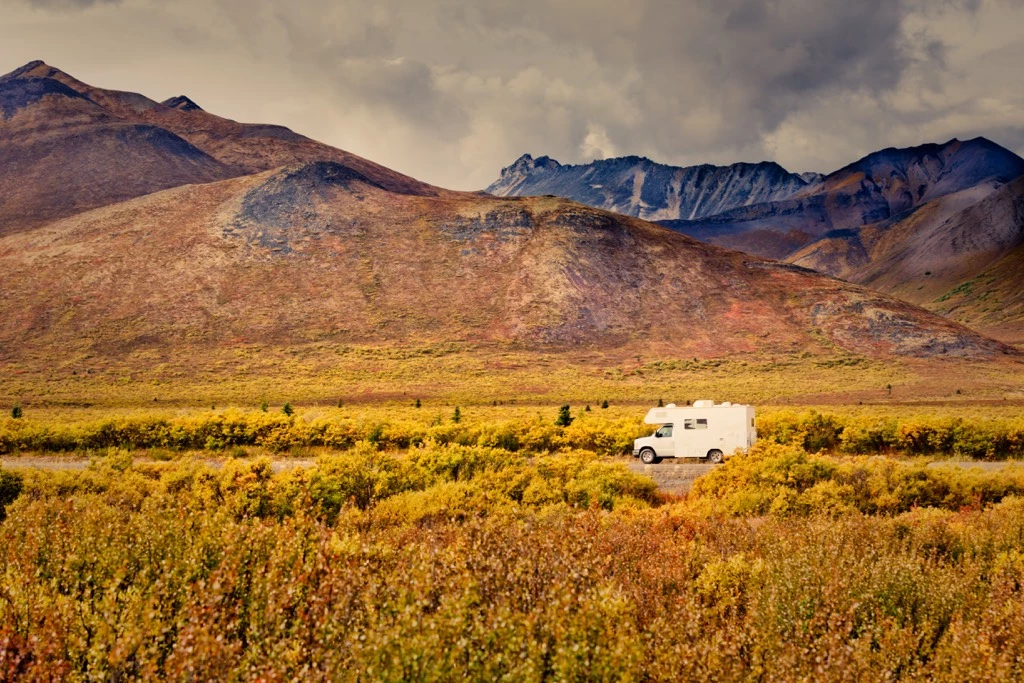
[
  {"left": 706, "top": 449, "right": 724, "bottom": 464},
  {"left": 639, "top": 448, "right": 660, "bottom": 465}
]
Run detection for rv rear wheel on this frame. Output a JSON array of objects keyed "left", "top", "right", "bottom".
[
  {"left": 639, "top": 448, "right": 660, "bottom": 465},
  {"left": 706, "top": 449, "right": 724, "bottom": 464}
]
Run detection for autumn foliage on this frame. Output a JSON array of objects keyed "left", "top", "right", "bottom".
[
  {"left": 3, "top": 406, "right": 1024, "bottom": 459},
  {"left": 1, "top": 442, "right": 1024, "bottom": 679}
]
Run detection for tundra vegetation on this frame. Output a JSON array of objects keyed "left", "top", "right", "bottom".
[
  {"left": 1, "top": 402, "right": 1024, "bottom": 679},
  {"left": 1, "top": 442, "right": 1024, "bottom": 679}
]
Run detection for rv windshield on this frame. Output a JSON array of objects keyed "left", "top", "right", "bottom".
[{"left": 655, "top": 425, "right": 673, "bottom": 438}]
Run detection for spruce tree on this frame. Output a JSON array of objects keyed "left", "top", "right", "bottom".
[{"left": 555, "top": 404, "right": 573, "bottom": 427}]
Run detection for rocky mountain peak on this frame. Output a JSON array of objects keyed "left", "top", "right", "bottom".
[
  {"left": 161, "top": 95, "right": 203, "bottom": 112},
  {"left": 486, "top": 153, "right": 810, "bottom": 221},
  {"left": 0, "top": 60, "right": 51, "bottom": 81}
]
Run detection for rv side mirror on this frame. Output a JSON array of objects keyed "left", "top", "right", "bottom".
[{"left": 654, "top": 432, "right": 661, "bottom": 438}]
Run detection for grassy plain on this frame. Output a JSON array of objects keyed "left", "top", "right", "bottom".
[{"left": 3, "top": 343, "right": 1024, "bottom": 409}]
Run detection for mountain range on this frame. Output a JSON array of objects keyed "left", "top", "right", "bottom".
[
  {"left": 487, "top": 154, "right": 818, "bottom": 223},
  {"left": 487, "top": 140, "right": 1024, "bottom": 343},
  {"left": 0, "top": 60, "right": 1017, "bottom": 397}
]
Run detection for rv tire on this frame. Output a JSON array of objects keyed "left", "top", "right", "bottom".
[
  {"left": 706, "top": 449, "right": 724, "bottom": 464},
  {"left": 639, "top": 448, "right": 660, "bottom": 465}
]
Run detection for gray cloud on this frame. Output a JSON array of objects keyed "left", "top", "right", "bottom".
[
  {"left": 2, "top": 0, "right": 1024, "bottom": 188},
  {"left": 22, "top": 0, "right": 119, "bottom": 8}
]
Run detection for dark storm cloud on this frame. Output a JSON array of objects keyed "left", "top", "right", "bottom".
[{"left": 2, "top": 0, "right": 1023, "bottom": 188}]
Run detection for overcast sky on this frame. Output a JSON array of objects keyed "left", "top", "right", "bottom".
[{"left": 2, "top": 0, "right": 1024, "bottom": 190}]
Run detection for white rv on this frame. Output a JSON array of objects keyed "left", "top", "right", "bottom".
[{"left": 632, "top": 400, "right": 756, "bottom": 464}]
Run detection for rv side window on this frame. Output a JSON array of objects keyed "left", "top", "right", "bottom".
[
  {"left": 683, "top": 419, "right": 708, "bottom": 430},
  {"left": 695, "top": 419, "right": 708, "bottom": 430},
  {"left": 656, "top": 425, "right": 673, "bottom": 438},
  {"left": 683, "top": 419, "right": 694, "bottom": 430}
]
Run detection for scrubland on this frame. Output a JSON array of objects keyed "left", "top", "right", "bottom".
[
  {"left": 2, "top": 441, "right": 1024, "bottom": 680},
  {"left": 3, "top": 352, "right": 1024, "bottom": 679}
]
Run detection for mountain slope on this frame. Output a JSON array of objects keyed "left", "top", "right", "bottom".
[
  {"left": 0, "top": 70, "right": 233, "bottom": 234},
  {"left": 0, "top": 60, "right": 447, "bottom": 236},
  {"left": 0, "top": 60, "right": 1015, "bottom": 377},
  {"left": 486, "top": 154, "right": 811, "bottom": 222},
  {"left": 0, "top": 159, "right": 1011, "bottom": 363},
  {"left": 662, "top": 138, "right": 1024, "bottom": 259},
  {"left": 790, "top": 175, "right": 1024, "bottom": 342},
  {"left": 5, "top": 60, "right": 441, "bottom": 198}
]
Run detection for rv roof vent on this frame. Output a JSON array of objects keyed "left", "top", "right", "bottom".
[
  {"left": 693, "top": 400, "right": 714, "bottom": 408},
  {"left": 720, "top": 402, "right": 732, "bottom": 407},
  {"left": 665, "top": 403, "right": 677, "bottom": 409}
]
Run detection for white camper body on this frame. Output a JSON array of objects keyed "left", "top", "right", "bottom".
[{"left": 632, "top": 400, "right": 756, "bottom": 464}]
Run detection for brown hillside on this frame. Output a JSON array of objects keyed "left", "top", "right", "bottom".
[
  {"left": 790, "top": 175, "right": 1024, "bottom": 342},
  {"left": 789, "top": 183, "right": 998, "bottom": 280},
  {"left": 0, "top": 71, "right": 233, "bottom": 235},
  {"left": 0, "top": 160, "right": 1012, "bottom": 365},
  {"left": 4, "top": 60, "right": 444, "bottom": 199}
]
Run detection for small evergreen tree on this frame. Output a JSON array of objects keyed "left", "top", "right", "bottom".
[
  {"left": 555, "top": 404, "right": 573, "bottom": 427},
  {"left": 657, "top": 398, "right": 664, "bottom": 407},
  {"left": 601, "top": 400, "right": 609, "bottom": 409},
  {"left": 415, "top": 398, "right": 422, "bottom": 408},
  {"left": 0, "top": 469, "right": 24, "bottom": 521},
  {"left": 260, "top": 401, "right": 269, "bottom": 412},
  {"left": 337, "top": 398, "right": 344, "bottom": 408},
  {"left": 11, "top": 404, "right": 22, "bottom": 419},
  {"left": 584, "top": 405, "right": 591, "bottom": 412},
  {"left": 282, "top": 402, "right": 294, "bottom": 416},
  {"left": 452, "top": 406, "right": 461, "bottom": 424}
]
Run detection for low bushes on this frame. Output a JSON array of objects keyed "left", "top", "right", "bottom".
[
  {"left": 0, "top": 410, "right": 651, "bottom": 456},
  {"left": 758, "top": 410, "right": 1024, "bottom": 459},
  {"left": 5, "top": 407, "right": 1024, "bottom": 458},
  {"left": 2, "top": 454, "right": 1024, "bottom": 679},
  {"left": 692, "top": 443, "right": 1024, "bottom": 516},
  {"left": 10, "top": 443, "right": 658, "bottom": 526}
]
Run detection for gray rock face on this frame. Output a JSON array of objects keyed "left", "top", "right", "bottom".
[{"left": 486, "top": 154, "right": 812, "bottom": 222}]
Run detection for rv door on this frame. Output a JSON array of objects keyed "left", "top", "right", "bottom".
[{"left": 682, "top": 417, "right": 712, "bottom": 457}]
